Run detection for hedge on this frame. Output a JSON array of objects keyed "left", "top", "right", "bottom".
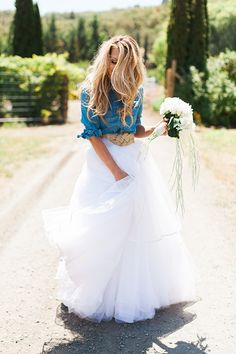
[{"left": 0, "top": 53, "right": 85, "bottom": 123}]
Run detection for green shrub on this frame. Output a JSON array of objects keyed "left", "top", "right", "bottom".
[
  {"left": 0, "top": 53, "right": 85, "bottom": 123},
  {"left": 190, "top": 50, "right": 236, "bottom": 127}
]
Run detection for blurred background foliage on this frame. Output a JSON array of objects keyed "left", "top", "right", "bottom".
[
  {"left": 0, "top": 0, "right": 235, "bottom": 59},
  {"left": 0, "top": 0, "right": 235, "bottom": 127}
]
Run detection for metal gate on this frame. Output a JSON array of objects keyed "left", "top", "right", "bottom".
[
  {"left": 0, "top": 72, "right": 68, "bottom": 124},
  {"left": 0, "top": 72, "right": 41, "bottom": 123}
]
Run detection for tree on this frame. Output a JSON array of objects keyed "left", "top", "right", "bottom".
[
  {"left": 6, "top": 20, "right": 14, "bottom": 55},
  {"left": 204, "top": 0, "right": 209, "bottom": 58},
  {"left": 88, "top": 15, "right": 100, "bottom": 60},
  {"left": 187, "top": 0, "right": 208, "bottom": 73},
  {"left": 44, "top": 14, "right": 58, "bottom": 53},
  {"left": 33, "top": 3, "right": 43, "bottom": 55},
  {"left": 165, "top": 0, "right": 209, "bottom": 118},
  {"left": 143, "top": 35, "right": 149, "bottom": 64},
  {"left": 68, "top": 30, "right": 78, "bottom": 62},
  {"left": 210, "top": 15, "right": 236, "bottom": 55},
  {"left": 166, "top": 0, "right": 190, "bottom": 76},
  {"left": 166, "top": 0, "right": 209, "bottom": 74},
  {"left": 12, "top": 0, "right": 35, "bottom": 57},
  {"left": 77, "top": 17, "right": 87, "bottom": 60},
  {"left": 166, "top": 0, "right": 209, "bottom": 86},
  {"left": 70, "top": 11, "right": 75, "bottom": 20},
  {"left": 134, "top": 31, "right": 141, "bottom": 46}
]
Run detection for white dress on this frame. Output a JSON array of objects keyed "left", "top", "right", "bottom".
[{"left": 42, "top": 137, "right": 198, "bottom": 323}]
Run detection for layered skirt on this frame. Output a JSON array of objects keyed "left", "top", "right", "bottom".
[{"left": 42, "top": 137, "right": 198, "bottom": 323}]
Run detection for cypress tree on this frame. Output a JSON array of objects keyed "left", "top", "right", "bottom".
[
  {"left": 7, "top": 20, "right": 14, "bottom": 55},
  {"left": 143, "top": 35, "right": 149, "bottom": 64},
  {"left": 166, "top": 0, "right": 210, "bottom": 120},
  {"left": 12, "top": 0, "right": 35, "bottom": 57},
  {"left": 135, "top": 32, "right": 141, "bottom": 46},
  {"left": 204, "top": 0, "right": 209, "bottom": 58},
  {"left": 187, "top": 0, "right": 208, "bottom": 72},
  {"left": 88, "top": 15, "right": 100, "bottom": 60},
  {"left": 70, "top": 11, "right": 75, "bottom": 20},
  {"left": 166, "top": 0, "right": 209, "bottom": 99},
  {"left": 77, "top": 17, "right": 87, "bottom": 60},
  {"left": 68, "top": 30, "right": 78, "bottom": 62},
  {"left": 166, "top": 0, "right": 190, "bottom": 76},
  {"left": 44, "top": 14, "right": 58, "bottom": 53},
  {"left": 0, "top": 39, "right": 3, "bottom": 54},
  {"left": 33, "top": 3, "right": 43, "bottom": 55},
  {"left": 188, "top": 0, "right": 209, "bottom": 118}
]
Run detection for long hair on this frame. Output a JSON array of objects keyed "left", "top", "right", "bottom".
[{"left": 83, "top": 35, "right": 146, "bottom": 126}]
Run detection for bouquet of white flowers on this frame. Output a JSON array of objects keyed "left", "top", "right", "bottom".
[
  {"left": 138, "top": 97, "right": 200, "bottom": 215},
  {"left": 160, "top": 97, "right": 195, "bottom": 137}
]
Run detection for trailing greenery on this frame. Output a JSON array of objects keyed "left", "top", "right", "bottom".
[{"left": 0, "top": 54, "right": 85, "bottom": 123}]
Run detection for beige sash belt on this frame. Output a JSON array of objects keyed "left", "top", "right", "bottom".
[{"left": 102, "top": 133, "right": 135, "bottom": 146}]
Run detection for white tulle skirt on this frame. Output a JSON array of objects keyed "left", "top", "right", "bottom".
[{"left": 42, "top": 137, "right": 198, "bottom": 323}]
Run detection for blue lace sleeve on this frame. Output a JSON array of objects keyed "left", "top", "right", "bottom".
[
  {"left": 135, "top": 86, "right": 143, "bottom": 126},
  {"left": 77, "top": 89, "right": 102, "bottom": 139}
]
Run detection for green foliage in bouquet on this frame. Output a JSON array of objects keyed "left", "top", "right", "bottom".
[{"left": 164, "top": 112, "right": 180, "bottom": 139}]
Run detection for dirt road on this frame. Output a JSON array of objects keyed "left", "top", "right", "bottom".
[{"left": 0, "top": 87, "right": 235, "bottom": 353}]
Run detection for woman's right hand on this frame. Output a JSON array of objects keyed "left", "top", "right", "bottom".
[
  {"left": 155, "top": 119, "right": 168, "bottom": 136},
  {"left": 114, "top": 169, "right": 129, "bottom": 181}
]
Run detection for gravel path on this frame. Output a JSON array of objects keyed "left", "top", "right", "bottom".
[{"left": 0, "top": 90, "right": 235, "bottom": 354}]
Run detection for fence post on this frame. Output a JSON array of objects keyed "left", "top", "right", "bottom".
[
  {"left": 165, "top": 59, "right": 177, "bottom": 97},
  {"left": 59, "top": 75, "right": 68, "bottom": 123}
]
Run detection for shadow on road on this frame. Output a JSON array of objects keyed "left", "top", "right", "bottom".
[{"left": 42, "top": 299, "right": 208, "bottom": 353}]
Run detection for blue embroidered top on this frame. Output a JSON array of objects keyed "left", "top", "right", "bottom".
[{"left": 77, "top": 86, "right": 143, "bottom": 139}]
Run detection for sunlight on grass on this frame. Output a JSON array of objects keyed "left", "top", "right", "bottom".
[
  {"left": 198, "top": 127, "right": 236, "bottom": 190},
  {"left": 1, "top": 122, "right": 27, "bottom": 129},
  {"left": 200, "top": 128, "right": 236, "bottom": 151}
]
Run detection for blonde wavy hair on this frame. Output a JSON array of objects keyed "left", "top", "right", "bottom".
[{"left": 83, "top": 35, "right": 146, "bottom": 126}]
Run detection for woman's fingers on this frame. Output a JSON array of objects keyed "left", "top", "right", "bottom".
[{"left": 162, "top": 122, "right": 168, "bottom": 135}]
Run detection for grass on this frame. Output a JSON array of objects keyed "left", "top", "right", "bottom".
[
  {"left": 0, "top": 135, "right": 51, "bottom": 178},
  {"left": 1, "top": 122, "right": 27, "bottom": 129},
  {"left": 198, "top": 127, "right": 236, "bottom": 188},
  {"left": 199, "top": 127, "right": 236, "bottom": 151}
]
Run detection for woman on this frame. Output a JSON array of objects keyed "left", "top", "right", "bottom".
[{"left": 43, "top": 35, "right": 198, "bottom": 324}]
